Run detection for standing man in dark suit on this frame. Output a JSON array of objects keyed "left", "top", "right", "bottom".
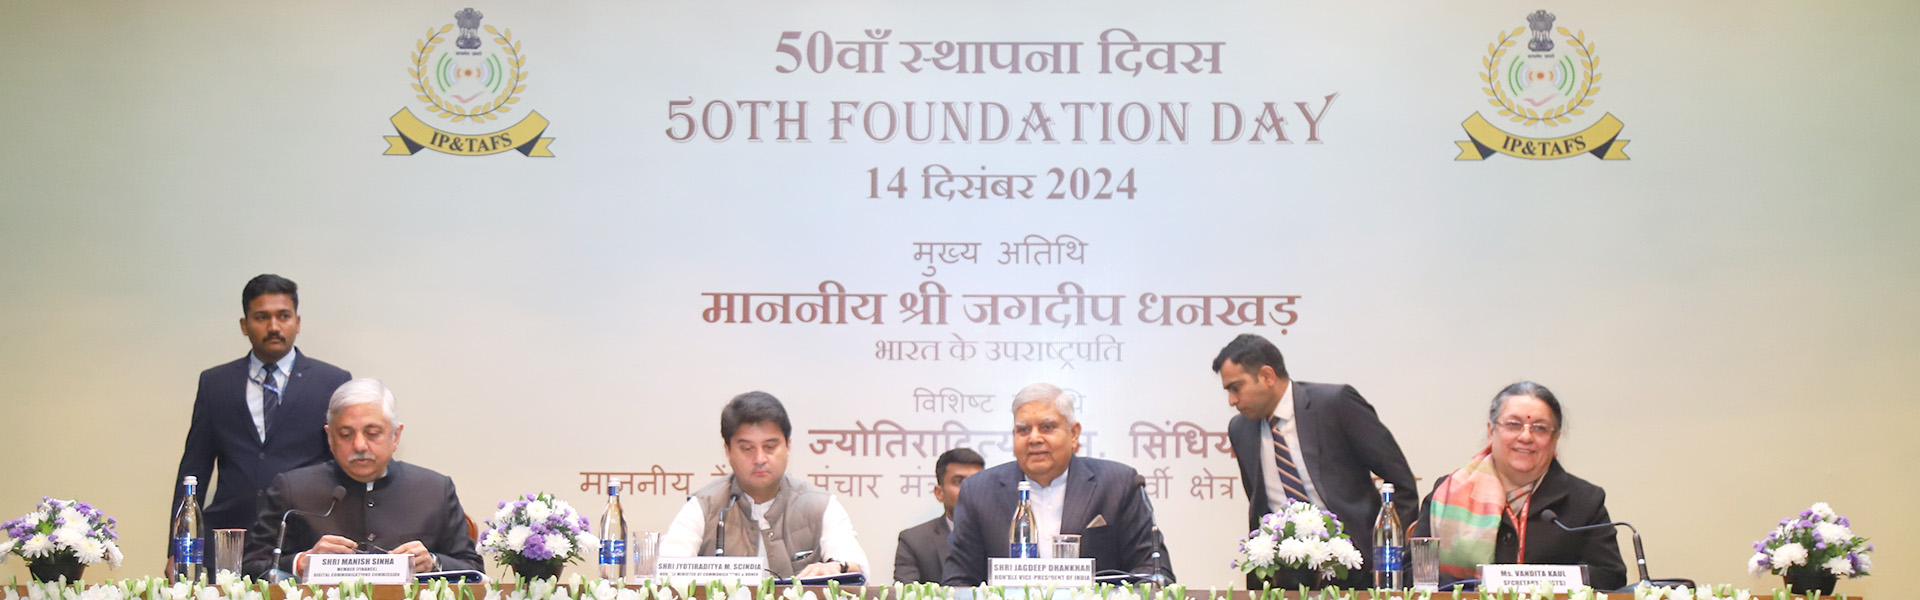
[
  {"left": 893, "top": 448, "right": 984, "bottom": 583},
  {"left": 943, "top": 383, "right": 1173, "bottom": 586},
  {"left": 171, "top": 275, "right": 353, "bottom": 565},
  {"left": 1213, "top": 334, "right": 1417, "bottom": 589}
]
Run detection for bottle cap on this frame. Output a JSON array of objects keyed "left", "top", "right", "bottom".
[
  {"left": 184, "top": 475, "right": 198, "bottom": 486},
  {"left": 1018, "top": 480, "right": 1033, "bottom": 492},
  {"left": 1380, "top": 483, "right": 1393, "bottom": 493}
]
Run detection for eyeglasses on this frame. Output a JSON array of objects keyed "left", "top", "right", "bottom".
[{"left": 1494, "top": 420, "right": 1556, "bottom": 436}]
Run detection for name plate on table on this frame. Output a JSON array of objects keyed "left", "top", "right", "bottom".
[
  {"left": 656, "top": 556, "right": 766, "bottom": 584},
  {"left": 305, "top": 554, "right": 411, "bottom": 584},
  {"left": 1478, "top": 564, "right": 1588, "bottom": 592},
  {"left": 989, "top": 558, "right": 1095, "bottom": 587}
]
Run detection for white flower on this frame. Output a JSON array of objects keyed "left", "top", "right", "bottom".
[
  {"left": 1275, "top": 538, "right": 1310, "bottom": 564},
  {"left": 547, "top": 534, "right": 573, "bottom": 558},
  {"left": 725, "top": 589, "right": 751, "bottom": 600},
  {"left": 1290, "top": 513, "right": 1328, "bottom": 539},
  {"left": 1746, "top": 552, "right": 1771, "bottom": 577},
  {"left": 506, "top": 526, "right": 532, "bottom": 552},
  {"left": 1808, "top": 503, "right": 1835, "bottom": 520},
  {"left": 1304, "top": 538, "right": 1334, "bottom": 568},
  {"left": 57, "top": 509, "right": 86, "bottom": 528},
  {"left": 1855, "top": 554, "right": 1872, "bottom": 572},
  {"left": 72, "top": 537, "right": 106, "bottom": 565},
  {"left": 104, "top": 541, "right": 123, "bottom": 569},
  {"left": 0, "top": 537, "right": 15, "bottom": 555},
  {"left": 1768, "top": 543, "right": 1807, "bottom": 569},
  {"left": 20, "top": 534, "right": 54, "bottom": 559},
  {"left": 1813, "top": 522, "right": 1852, "bottom": 545},
  {"left": 526, "top": 502, "right": 554, "bottom": 523},
  {"left": 1823, "top": 556, "right": 1854, "bottom": 576},
  {"left": 1242, "top": 535, "right": 1276, "bottom": 567},
  {"left": 615, "top": 589, "right": 642, "bottom": 600},
  {"left": 481, "top": 530, "right": 503, "bottom": 552},
  {"left": 578, "top": 533, "right": 601, "bottom": 556},
  {"left": 23, "top": 512, "right": 45, "bottom": 527},
  {"left": 52, "top": 525, "right": 87, "bottom": 549},
  {"left": 552, "top": 500, "right": 575, "bottom": 517},
  {"left": 195, "top": 585, "right": 223, "bottom": 600},
  {"left": 1327, "top": 537, "right": 1363, "bottom": 570}
]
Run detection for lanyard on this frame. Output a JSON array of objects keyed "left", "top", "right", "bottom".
[{"left": 1502, "top": 491, "right": 1535, "bottom": 564}]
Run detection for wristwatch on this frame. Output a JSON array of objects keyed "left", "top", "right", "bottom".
[{"left": 834, "top": 559, "right": 849, "bottom": 573}]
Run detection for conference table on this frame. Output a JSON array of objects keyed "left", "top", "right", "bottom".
[{"left": 0, "top": 583, "right": 1854, "bottom": 600}]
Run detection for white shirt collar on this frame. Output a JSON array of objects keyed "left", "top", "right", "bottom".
[{"left": 247, "top": 347, "right": 299, "bottom": 379}]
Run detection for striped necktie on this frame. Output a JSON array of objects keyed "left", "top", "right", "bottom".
[
  {"left": 259, "top": 364, "right": 281, "bottom": 437},
  {"left": 1269, "top": 416, "right": 1309, "bottom": 503}
]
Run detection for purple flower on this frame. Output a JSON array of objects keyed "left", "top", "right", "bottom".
[
  {"left": 1815, "top": 542, "right": 1827, "bottom": 551},
  {"left": 1838, "top": 517, "right": 1850, "bottom": 527},
  {"left": 522, "top": 534, "right": 551, "bottom": 561}
]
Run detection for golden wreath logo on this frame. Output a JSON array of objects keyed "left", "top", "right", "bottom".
[
  {"left": 1455, "top": 11, "right": 1627, "bottom": 161},
  {"left": 383, "top": 8, "right": 554, "bottom": 157}
]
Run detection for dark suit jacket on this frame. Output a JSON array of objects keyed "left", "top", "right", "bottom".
[
  {"left": 1413, "top": 459, "right": 1628, "bottom": 590},
  {"left": 243, "top": 460, "right": 482, "bottom": 577},
  {"left": 942, "top": 457, "right": 1164, "bottom": 586},
  {"left": 893, "top": 515, "right": 949, "bottom": 584},
  {"left": 172, "top": 351, "right": 351, "bottom": 551},
  {"left": 1228, "top": 381, "right": 1417, "bottom": 589}
]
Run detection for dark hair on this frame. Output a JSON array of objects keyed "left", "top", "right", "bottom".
[
  {"left": 242, "top": 274, "right": 299, "bottom": 313},
  {"left": 720, "top": 391, "right": 791, "bottom": 442},
  {"left": 1211, "top": 333, "right": 1289, "bottom": 379},
  {"left": 934, "top": 447, "right": 986, "bottom": 481},
  {"left": 1489, "top": 381, "right": 1564, "bottom": 433}
]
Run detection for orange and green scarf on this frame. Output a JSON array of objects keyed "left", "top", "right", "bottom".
[{"left": 1427, "top": 446, "right": 1539, "bottom": 580}]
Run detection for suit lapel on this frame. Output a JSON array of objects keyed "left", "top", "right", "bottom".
[
  {"left": 1229, "top": 417, "right": 1267, "bottom": 510},
  {"left": 221, "top": 356, "right": 262, "bottom": 445},
  {"left": 1060, "top": 458, "right": 1095, "bottom": 533},
  {"left": 264, "top": 350, "right": 310, "bottom": 441},
  {"left": 1290, "top": 381, "right": 1327, "bottom": 495}
]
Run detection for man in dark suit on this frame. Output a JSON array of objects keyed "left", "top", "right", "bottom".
[
  {"left": 242, "top": 378, "right": 482, "bottom": 578},
  {"left": 893, "top": 448, "right": 984, "bottom": 583},
  {"left": 943, "top": 383, "right": 1172, "bottom": 586},
  {"left": 171, "top": 274, "right": 353, "bottom": 565},
  {"left": 1213, "top": 334, "right": 1417, "bottom": 589}
]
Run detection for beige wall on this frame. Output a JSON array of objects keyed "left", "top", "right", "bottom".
[{"left": 1, "top": 0, "right": 1915, "bottom": 595}]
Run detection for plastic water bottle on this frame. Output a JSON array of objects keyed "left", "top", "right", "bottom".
[
  {"left": 171, "top": 475, "right": 204, "bottom": 583},
  {"left": 599, "top": 485, "right": 629, "bottom": 580},
  {"left": 1372, "top": 483, "right": 1405, "bottom": 589},
  {"left": 1008, "top": 480, "right": 1038, "bottom": 558}
]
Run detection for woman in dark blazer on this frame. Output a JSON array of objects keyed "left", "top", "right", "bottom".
[{"left": 1412, "top": 382, "right": 1628, "bottom": 590}]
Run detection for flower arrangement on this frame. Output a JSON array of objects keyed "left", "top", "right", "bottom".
[
  {"left": 0, "top": 497, "right": 124, "bottom": 569},
  {"left": 478, "top": 492, "right": 600, "bottom": 572},
  {"left": 1232, "top": 499, "right": 1364, "bottom": 583},
  {"left": 1745, "top": 502, "right": 1871, "bottom": 579}
]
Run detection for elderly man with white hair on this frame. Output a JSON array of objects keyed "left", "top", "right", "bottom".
[
  {"left": 942, "top": 383, "right": 1172, "bottom": 586},
  {"left": 242, "top": 378, "right": 482, "bottom": 578}
]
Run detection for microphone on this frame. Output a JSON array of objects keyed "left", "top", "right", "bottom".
[
  {"left": 1541, "top": 509, "right": 1691, "bottom": 590},
  {"left": 714, "top": 493, "right": 739, "bottom": 556},
  {"left": 266, "top": 486, "right": 347, "bottom": 584},
  {"left": 1133, "top": 474, "right": 1172, "bottom": 586}
]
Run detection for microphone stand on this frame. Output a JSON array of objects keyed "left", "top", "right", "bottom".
[
  {"left": 267, "top": 487, "right": 346, "bottom": 584},
  {"left": 715, "top": 493, "right": 739, "bottom": 556},
  {"left": 1134, "top": 474, "right": 1171, "bottom": 586},
  {"left": 1542, "top": 509, "right": 1692, "bottom": 591}
]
